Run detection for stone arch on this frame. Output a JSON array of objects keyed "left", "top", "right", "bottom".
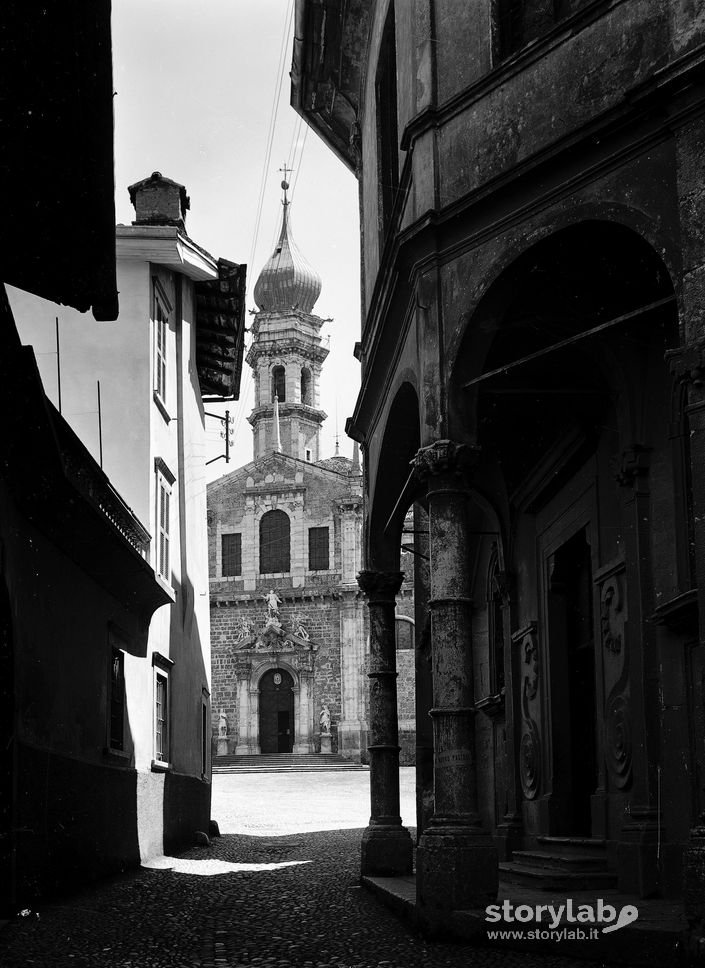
[
  {"left": 367, "top": 380, "right": 421, "bottom": 571},
  {"left": 448, "top": 218, "right": 679, "bottom": 483}
]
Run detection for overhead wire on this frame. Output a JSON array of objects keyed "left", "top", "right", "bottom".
[{"left": 229, "top": 0, "right": 296, "bottom": 458}]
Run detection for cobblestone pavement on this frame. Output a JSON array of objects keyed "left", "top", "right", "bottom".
[{"left": 0, "top": 770, "right": 602, "bottom": 968}]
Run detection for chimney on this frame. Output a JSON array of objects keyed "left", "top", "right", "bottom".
[{"left": 128, "top": 171, "right": 190, "bottom": 230}]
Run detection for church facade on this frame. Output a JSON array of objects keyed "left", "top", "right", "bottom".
[{"left": 208, "top": 185, "right": 389, "bottom": 761}]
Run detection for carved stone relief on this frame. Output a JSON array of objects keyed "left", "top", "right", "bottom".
[{"left": 513, "top": 623, "right": 542, "bottom": 801}]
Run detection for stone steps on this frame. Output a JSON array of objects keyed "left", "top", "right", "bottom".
[
  {"left": 500, "top": 837, "right": 617, "bottom": 891},
  {"left": 212, "top": 753, "right": 368, "bottom": 773}
]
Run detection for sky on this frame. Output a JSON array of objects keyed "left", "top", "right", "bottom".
[{"left": 111, "top": 0, "right": 361, "bottom": 478}]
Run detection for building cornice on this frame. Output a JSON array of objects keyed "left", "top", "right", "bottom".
[{"left": 116, "top": 225, "right": 218, "bottom": 282}]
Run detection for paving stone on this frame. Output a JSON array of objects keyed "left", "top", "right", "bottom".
[{"left": 0, "top": 773, "right": 603, "bottom": 968}]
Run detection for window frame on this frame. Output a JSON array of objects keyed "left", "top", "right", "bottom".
[
  {"left": 259, "top": 509, "right": 291, "bottom": 575},
  {"left": 308, "top": 525, "right": 330, "bottom": 571},
  {"left": 152, "top": 278, "right": 172, "bottom": 409},
  {"left": 221, "top": 532, "right": 242, "bottom": 577},
  {"left": 152, "top": 652, "right": 173, "bottom": 770},
  {"left": 154, "top": 457, "right": 175, "bottom": 584}
]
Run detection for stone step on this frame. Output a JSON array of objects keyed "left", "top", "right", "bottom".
[
  {"left": 212, "top": 753, "right": 367, "bottom": 773},
  {"left": 536, "top": 836, "right": 608, "bottom": 856},
  {"left": 512, "top": 849, "right": 609, "bottom": 871},
  {"left": 499, "top": 861, "right": 618, "bottom": 892}
]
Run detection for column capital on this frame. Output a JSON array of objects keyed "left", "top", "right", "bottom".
[
  {"left": 412, "top": 439, "right": 481, "bottom": 485},
  {"left": 666, "top": 339, "right": 705, "bottom": 387},
  {"left": 357, "top": 569, "right": 404, "bottom": 602}
]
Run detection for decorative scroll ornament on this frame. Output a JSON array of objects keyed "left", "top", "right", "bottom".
[
  {"left": 600, "top": 574, "right": 624, "bottom": 654},
  {"left": 519, "top": 719, "right": 541, "bottom": 800},
  {"left": 613, "top": 444, "right": 650, "bottom": 488},
  {"left": 605, "top": 692, "right": 633, "bottom": 788},
  {"left": 411, "top": 439, "right": 481, "bottom": 484},
  {"left": 523, "top": 630, "right": 539, "bottom": 700},
  {"left": 666, "top": 338, "right": 705, "bottom": 387}
]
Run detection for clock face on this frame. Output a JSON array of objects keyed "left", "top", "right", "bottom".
[{"left": 273, "top": 672, "right": 282, "bottom": 686}]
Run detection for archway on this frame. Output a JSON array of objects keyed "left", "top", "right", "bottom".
[
  {"left": 450, "top": 219, "right": 679, "bottom": 845},
  {"left": 258, "top": 668, "right": 295, "bottom": 753}
]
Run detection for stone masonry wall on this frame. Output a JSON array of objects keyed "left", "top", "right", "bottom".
[{"left": 211, "top": 591, "right": 349, "bottom": 753}]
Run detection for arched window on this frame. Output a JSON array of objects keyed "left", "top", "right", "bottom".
[
  {"left": 301, "top": 367, "right": 311, "bottom": 405},
  {"left": 260, "top": 509, "right": 290, "bottom": 574},
  {"left": 272, "top": 365, "right": 286, "bottom": 403}
]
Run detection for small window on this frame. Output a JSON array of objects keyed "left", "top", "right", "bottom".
[
  {"left": 272, "top": 365, "right": 286, "bottom": 403},
  {"left": 305, "top": 449, "right": 312, "bottom": 462},
  {"left": 109, "top": 648, "right": 125, "bottom": 751},
  {"left": 154, "top": 289, "right": 168, "bottom": 403},
  {"left": 260, "top": 509, "right": 290, "bottom": 574},
  {"left": 301, "top": 367, "right": 311, "bottom": 405},
  {"left": 155, "top": 672, "right": 169, "bottom": 763},
  {"left": 157, "top": 473, "right": 171, "bottom": 581},
  {"left": 308, "top": 526, "right": 329, "bottom": 571},
  {"left": 222, "top": 533, "right": 242, "bottom": 577}
]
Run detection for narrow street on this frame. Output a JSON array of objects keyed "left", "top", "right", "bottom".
[{"left": 0, "top": 770, "right": 599, "bottom": 968}]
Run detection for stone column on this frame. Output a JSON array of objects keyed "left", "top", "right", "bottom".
[
  {"left": 234, "top": 666, "right": 251, "bottom": 755},
  {"left": 413, "top": 440, "right": 498, "bottom": 922},
  {"left": 668, "top": 340, "right": 705, "bottom": 944},
  {"left": 294, "top": 670, "right": 315, "bottom": 753},
  {"left": 357, "top": 569, "right": 413, "bottom": 876}
]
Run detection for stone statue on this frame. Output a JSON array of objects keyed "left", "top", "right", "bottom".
[
  {"left": 218, "top": 711, "right": 228, "bottom": 737},
  {"left": 263, "top": 588, "right": 282, "bottom": 618},
  {"left": 295, "top": 622, "right": 310, "bottom": 641},
  {"left": 319, "top": 704, "right": 331, "bottom": 734}
]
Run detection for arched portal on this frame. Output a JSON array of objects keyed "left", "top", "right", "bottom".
[
  {"left": 259, "top": 668, "right": 295, "bottom": 753},
  {"left": 449, "top": 219, "right": 680, "bottom": 857}
]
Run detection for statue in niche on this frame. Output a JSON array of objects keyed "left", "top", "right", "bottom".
[
  {"left": 218, "top": 711, "right": 228, "bottom": 738},
  {"left": 319, "top": 705, "right": 331, "bottom": 734},
  {"left": 263, "top": 588, "right": 282, "bottom": 619}
]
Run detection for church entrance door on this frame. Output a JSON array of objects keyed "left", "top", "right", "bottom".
[
  {"left": 259, "top": 669, "right": 294, "bottom": 753},
  {"left": 547, "top": 527, "right": 597, "bottom": 835}
]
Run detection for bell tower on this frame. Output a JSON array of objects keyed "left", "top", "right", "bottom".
[{"left": 246, "top": 177, "right": 329, "bottom": 461}]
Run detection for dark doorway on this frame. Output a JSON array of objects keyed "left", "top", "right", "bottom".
[
  {"left": 259, "top": 669, "right": 294, "bottom": 754},
  {"left": 0, "top": 581, "right": 14, "bottom": 917},
  {"left": 549, "top": 529, "right": 597, "bottom": 835}
]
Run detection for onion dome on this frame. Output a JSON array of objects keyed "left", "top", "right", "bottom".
[{"left": 253, "top": 181, "right": 322, "bottom": 313}]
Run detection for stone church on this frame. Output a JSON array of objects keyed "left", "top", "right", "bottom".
[{"left": 208, "top": 185, "right": 408, "bottom": 761}]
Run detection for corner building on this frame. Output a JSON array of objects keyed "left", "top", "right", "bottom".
[
  {"left": 208, "top": 189, "right": 402, "bottom": 761},
  {"left": 292, "top": 0, "right": 705, "bottom": 949}
]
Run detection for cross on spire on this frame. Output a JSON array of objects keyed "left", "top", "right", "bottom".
[{"left": 279, "top": 163, "right": 293, "bottom": 205}]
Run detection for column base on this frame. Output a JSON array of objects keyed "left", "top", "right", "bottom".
[
  {"left": 361, "top": 824, "right": 413, "bottom": 876},
  {"left": 417, "top": 825, "right": 498, "bottom": 923},
  {"left": 684, "top": 823, "right": 705, "bottom": 960},
  {"left": 617, "top": 814, "right": 661, "bottom": 897}
]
